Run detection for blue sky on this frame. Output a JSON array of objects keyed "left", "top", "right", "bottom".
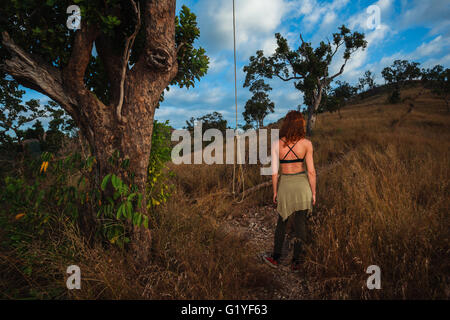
[{"left": 22, "top": 0, "right": 450, "bottom": 129}]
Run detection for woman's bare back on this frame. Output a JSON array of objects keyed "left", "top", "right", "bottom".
[{"left": 279, "top": 138, "right": 311, "bottom": 174}]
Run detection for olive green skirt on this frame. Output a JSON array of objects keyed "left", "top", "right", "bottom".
[{"left": 276, "top": 171, "right": 313, "bottom": 221}]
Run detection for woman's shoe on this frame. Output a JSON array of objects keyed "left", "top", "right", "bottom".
[{"left": 262, "top": 254, "right": 279, "bottom": 268}]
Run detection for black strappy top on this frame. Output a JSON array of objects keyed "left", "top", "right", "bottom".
[{"left": 279, "top": 138, "right": 305, "bottom": 163}]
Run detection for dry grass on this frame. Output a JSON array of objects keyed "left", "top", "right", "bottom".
[
  {"left": 1, "top": 86, "right": 448, "bottom": 299},
  {"left": 156, "top": 86, "right": 449, "bottom": 299},
  {"left": 276, "top": 87, "right": 449, "bottom": 298}
]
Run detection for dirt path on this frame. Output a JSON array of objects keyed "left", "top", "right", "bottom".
[
  {"left": 222, "top": 205, "right": 319, "bottom": 299},
  {"left": 219, "top": 150, "right": 360, "bottom": 298}
]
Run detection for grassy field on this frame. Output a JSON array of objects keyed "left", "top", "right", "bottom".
[{"left": 1, "top": 85, "right": 448, "bottom": 299}]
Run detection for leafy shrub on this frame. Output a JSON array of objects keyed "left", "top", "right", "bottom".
[{"left": 147, "top": 120, "right": 174, "bottom": 211}]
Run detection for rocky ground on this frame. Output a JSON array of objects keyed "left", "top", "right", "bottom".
[{"left": 222, "top": 205, "right": 320, "bottom": 299}]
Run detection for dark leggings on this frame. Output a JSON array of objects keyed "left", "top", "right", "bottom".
[{"left": 273, "top": 209, "right": 308, "bottom": 263}]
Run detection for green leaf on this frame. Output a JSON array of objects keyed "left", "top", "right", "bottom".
[
  {"left": 116, "top": 204, "right": 125, "bottom": 219},
  {"left": 143, "top": 216, "right": 149, "bottom": 229},
  {"left": 101, "top": 174, "right": 111, "bottom": 191},
  {"left": 136, "top": 213, "right": 142, "bottom": 227},
  {"left": 126, "top": 201, "right": 132, "bottom": 219}
]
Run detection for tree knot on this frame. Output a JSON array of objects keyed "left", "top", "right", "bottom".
[{"left": 145, "top": 47, "right": 172, "bottom": 71}]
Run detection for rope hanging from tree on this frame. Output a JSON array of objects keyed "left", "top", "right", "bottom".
[{"left": 231, "top": 0, "right": 245, "bottom": 202}]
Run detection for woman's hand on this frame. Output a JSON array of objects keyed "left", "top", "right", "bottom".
[
  {"left": 312, "top": 194, "right": 316, "bottom": 206},
  {"left": 273, "top": 192, "right": 277, "bottom": 204}
]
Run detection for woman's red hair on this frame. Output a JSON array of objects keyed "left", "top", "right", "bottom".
[{"left": 279, "top": 110, "right": 306, "bottom": 144}]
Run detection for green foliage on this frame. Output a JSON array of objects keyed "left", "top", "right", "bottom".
[
  {"left": 381, "top": 60, "right": 420, "bottom": 105},
  {"left": 147, "top": 120, "right": 174, "bottom": 210},
  {"left": 171, "top": 5, "right": 209, "bottom": 89},
  {"left": 0, "top": 119, "right": 174, "bottom": 251},
  {"left": 43, "top": 101, "right": 76, "bottom": 152},
  {"left": 422, "top": 65, "right": 449, "bottom": 107},
  {"left": 0, "top": 75, "right": 74, "bottom": 152},
  {"left": 1, "top": 1, "right": 208, "bottom": 107},
  {"left": 0, "top": 151, "right": 94, "bottom": 282},
  {"left": 322, "top": 80, "right": 357, "bottom": 115},
  {"left": 0, "top": 73, "right": 45, "bottom": 145},
  {"left": 381, "top": 60, "right": 421, "bottom": 86},
  {"left": 98, "top": 171, "right": 146, "bottom": 247}
]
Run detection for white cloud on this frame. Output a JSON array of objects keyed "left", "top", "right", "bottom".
[
  {"left": 290, "top": 0, "right": 350, "bottom": 32},
  {"left": 208, "top": 56, "right": 230, "bottom": 74},
  {"left": 414, "top": 35, "right": 450, "bottom": 58},
  {"left": 399, "top": 0, "right": 450, "bottom": 34},
  {"left": 327, "top": 0, "right": 393, "bottom": 83},
  {"left": 323, "top": 11, "right": 337, "bottom": 26},
  {"left": 196, "top": 0, "right": 289, "bottom": 57},
  {"left": 421, "top": 53, "right": 450, "bottom": 69}
]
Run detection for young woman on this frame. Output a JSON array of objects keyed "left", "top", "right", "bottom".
[{"left": 263, "top": 110, "right": 316, "bottom": 271}]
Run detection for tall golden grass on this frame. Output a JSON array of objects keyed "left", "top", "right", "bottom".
[
  {"left": 303, "top": 88, "right": 449, "bottom": 298},
  {"left": 1, "top": 86, "right": 448, "bottom": 299}
]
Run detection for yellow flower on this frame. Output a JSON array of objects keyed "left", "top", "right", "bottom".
[
  {"left": 40, "top": 161, "right": 49, "bottom": 173},
  {"left": 15, "top": 213, "right": 26, "bottom": 220},
  {"left": 110, "top": 235, "right": 119, "bottom": 244}
]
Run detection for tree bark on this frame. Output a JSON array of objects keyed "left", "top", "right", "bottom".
[{"left": 306, "top": 85, "right": 323, "bottom": 136}]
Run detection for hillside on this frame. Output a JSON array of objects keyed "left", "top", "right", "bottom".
[
  {"left": 165, "top": 84, "right": 449, "bottom": 299},
  {"left": 1, "top": 85, "right": 448, "bottom": 299}
]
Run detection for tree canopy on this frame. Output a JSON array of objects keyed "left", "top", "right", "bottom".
[
  {"left": 0, "top": 1, "right": 208, "bottom": 107},
  {"left": 243, "top": 25, "right": 367, "bottom": 135}
]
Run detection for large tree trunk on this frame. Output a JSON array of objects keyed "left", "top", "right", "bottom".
[{"left": 1, "top": 0, "right": 179, "bottom": 262}]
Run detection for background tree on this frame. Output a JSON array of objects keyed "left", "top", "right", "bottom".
[
  {"left": 24, "top": 120, "right": 45, "bottom": 141},
  {"left": 0, "top": 1, "right": 208, "bottom": 253},
  {"left": 185, "top": 111, "right": 228, "bottom": 134},
  {"left": 44, "top": 101, "right": 76, "bottom": 152},
  {"left": 323, "top": 80, "right": 357, "bottom": 118},
  {"left": 358, "top": 70, "right": 376, "bottom": 92},
  {"left": 243, "top": 79, "right": 275, "bottom": 129},
  {"left": 381, "top": 60, "right": 421, "bottom": 86},
  {"left": 382, "top": 60, "right": 421, "bottom": 103},
  {"left": 0, "top": 73, "right": 45, "bottom": 147},
  {"left": 422, "top": 65, "right": 450, "bottom": 112},
  {"left": 243, "top": 25, "right": 366, "bottom": 136}
]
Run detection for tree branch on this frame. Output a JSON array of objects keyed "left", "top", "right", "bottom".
[
  {"left": 326, "top": 58, "right": 348, "bottom": 84},
  {"left": 63, "top": 20, "right": 99, "bottom": 91},
  {"left": 275, "top": 73, "right": 304, "bottom": 82},
  {"left": 176, "top": 41, "right": 186, "bottom": 55},
  {"left": 0, "top": 31, "right": 78, "bottom": 117},
  {"left": 116, "top": 0, "right": 141, "bottom": 123}
]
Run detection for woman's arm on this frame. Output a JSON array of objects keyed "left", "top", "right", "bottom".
[
  {"left": 305, "top": 140, "right": 316, "bottom": 205},
  {"left": 272, "top": 173, "right": 278, "bottom": 204},
  {"left": 271, "top": 139, "right": 280, "bottom": 204}
]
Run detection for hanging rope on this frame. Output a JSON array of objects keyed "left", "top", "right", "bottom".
[{"left": 231, "top": 0, "right": 245, "bottom": 202}]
